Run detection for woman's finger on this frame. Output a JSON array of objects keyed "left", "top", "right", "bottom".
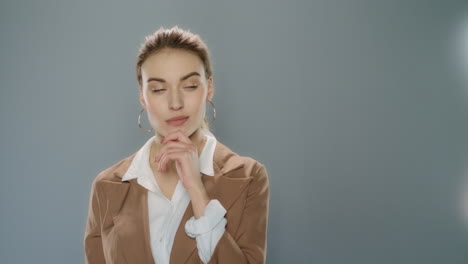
[
  {"left": 161, "top": 130, "right": 191, "bottom": 145},
  {"left": 158, "top": 151, "right": 189, "bottom": 173},
  {"left": 155, "top": 141, "right": 194, "bottom": 162},
  {"left": 157, "top": 147, "right": 188, "bottom": 169}
]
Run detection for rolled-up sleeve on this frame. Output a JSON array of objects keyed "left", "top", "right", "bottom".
[
  {"left": 185, "top": 199, "right": 227, "bottom": 264},
  {"left": 205, "top": 163, "right": 270, "bottom": 264}
]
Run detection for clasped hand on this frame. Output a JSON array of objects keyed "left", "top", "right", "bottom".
[{"left": 154, "top": 130, "right": 203, "bottom": 191}]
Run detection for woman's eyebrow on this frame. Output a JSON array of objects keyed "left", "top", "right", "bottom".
[{"left": 147, "top": 71, "right": 200, "bottom": 83}]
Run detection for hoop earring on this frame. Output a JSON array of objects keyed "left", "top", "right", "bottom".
[
  {"left": 138, "top": 108, "right": 154, "bottom": 133},
  {"left": 206, "top": 101, "right": 216, "bottom": 126}
]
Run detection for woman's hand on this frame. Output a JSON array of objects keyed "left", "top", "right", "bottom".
[
  {"left": 155, "top": 129, "right": 210, "bottom": 218},
  {"left": 154, "top": 130, "right": 203, "bottom": 191}
]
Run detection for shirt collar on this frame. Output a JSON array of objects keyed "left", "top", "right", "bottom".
[{"left": 121, "top": 128, "right": 217, "bottom": 184}]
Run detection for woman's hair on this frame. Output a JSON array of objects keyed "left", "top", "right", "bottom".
[{"left": 136, "top": 25, "right": 214, "bottom": 131}]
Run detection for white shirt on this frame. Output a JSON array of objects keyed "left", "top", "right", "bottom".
[{"left": 121, "top": 128, "right": 227, "bottom": 264}]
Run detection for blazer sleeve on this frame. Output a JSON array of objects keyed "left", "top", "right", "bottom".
[
  {"left": 206, "top": 162, "right": 270, "bottom": 264},
  {"left": 83, "top": 179, "right": 106, "bottom": 264}
]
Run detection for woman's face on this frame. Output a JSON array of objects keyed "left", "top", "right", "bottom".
[{"left": 139, "top": 48, "right": 214, "bottom": 138}]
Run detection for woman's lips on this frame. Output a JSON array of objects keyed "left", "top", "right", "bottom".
[{"left": 166, "top": 116, "right": 189, "bottom": 126}]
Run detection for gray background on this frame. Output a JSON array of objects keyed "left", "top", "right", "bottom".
[{"left": 1, "top": 0, "right": 468, "bottom": 263}]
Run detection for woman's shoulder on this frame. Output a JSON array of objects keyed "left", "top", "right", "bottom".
[
  {"left": 215, "top": 140, "right": 267, "bottom": 178},
  {"left": 214, "top": 141, "right": 270, "bottom": 199},
  {"left": 92, "top": 151, "right": 137, "bottom": 183}
]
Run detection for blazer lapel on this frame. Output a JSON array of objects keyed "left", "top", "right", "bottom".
[
  {"left": 99, "top": 180, "right": 130, "bottom": 222},
  {"left": 99, "top": 153, "right": 134, "bottom": 227},
  {"left": 99, "top": 153, "right": 156, "bottom": 264},
  {"left": 169, "top": 142, "right": 253, "bottom": 264}
]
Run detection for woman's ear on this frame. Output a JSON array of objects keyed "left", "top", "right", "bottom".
[
  {"left": 207, "top": 76, "right": 215, "bottom": 102},
  {"left": 139, "top": 90, "right": 146, "bottom": 109}
]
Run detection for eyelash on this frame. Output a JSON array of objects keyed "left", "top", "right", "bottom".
[{"left": 152, "top": 85, "right": 198, "bottom": 93}]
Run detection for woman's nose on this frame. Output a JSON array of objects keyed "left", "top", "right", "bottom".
[{"left": 168, "top": 90, "right": 183, "bottom": 110}]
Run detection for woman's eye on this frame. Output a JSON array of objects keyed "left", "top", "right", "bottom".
[{"left": 151, "top": 85, "right": 196, "bottom": 93}]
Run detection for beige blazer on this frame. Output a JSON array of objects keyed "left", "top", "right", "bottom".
[{"left": 83, "top": 139, "right": 270, "bottom": 264}]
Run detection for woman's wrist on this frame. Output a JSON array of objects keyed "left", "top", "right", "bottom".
[{"left": 187, "top": 179, "right": 210, "bottom": 219}]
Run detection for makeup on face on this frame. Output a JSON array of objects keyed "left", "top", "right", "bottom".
[{"left": 166, "top": 115, "right": 189, "bottom": 126}]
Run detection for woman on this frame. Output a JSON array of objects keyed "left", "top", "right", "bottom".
[{"left": 83, "top": 26, "right": 270, "bottom": 264}]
